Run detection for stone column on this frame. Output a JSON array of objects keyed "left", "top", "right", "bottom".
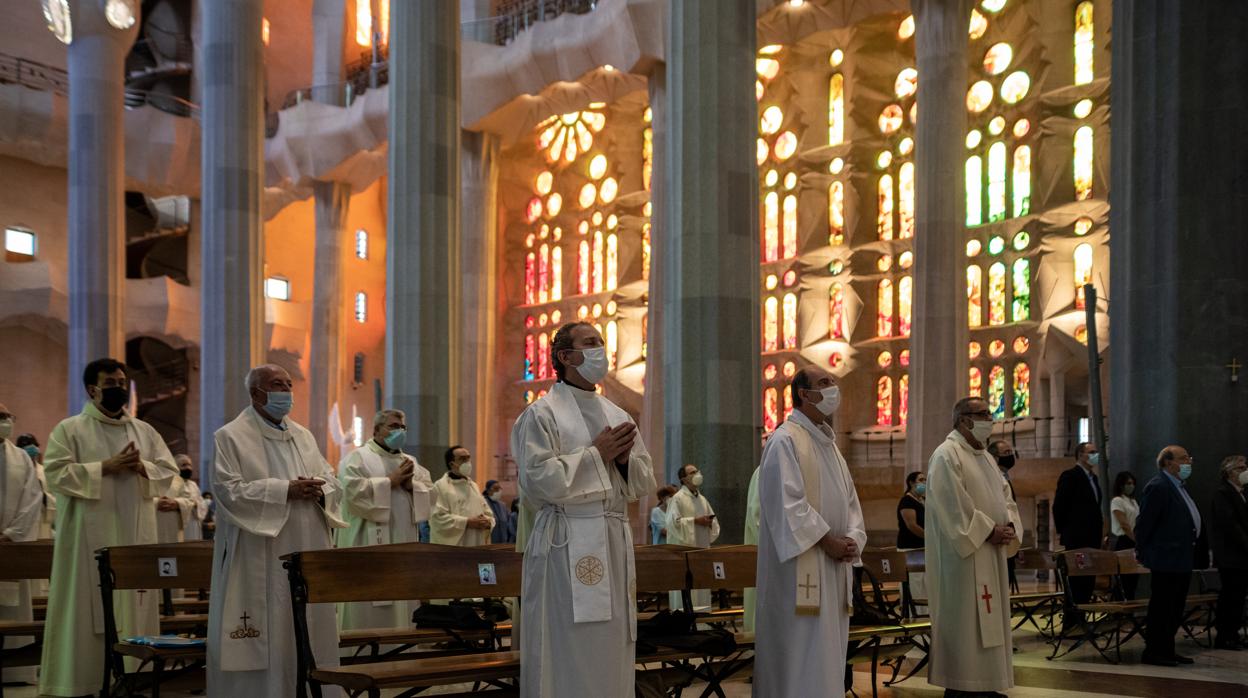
[
  {"left": 386, "top": 0, "right": 461, "bottom": 470},
  {"left": 1111, "top": 1, "right": 1248, "bottom": 512},
  {"left": 200, "top": 0, "right": 265, "bottom": 489},
  {"left": 663, "top": 0, "right": 758, "bottom": 542},
  {"left": 459, "top": 131, "right": 500, "bottom": 477},
  {"left": 640, "top": 71, "right": 667, "bottom": 480},
  {"left": 65, "top": 3, "right": 139, "bottom": 411},
  {"left": 905, "top": 0, "right": 973, "bottom": 472},
  {"left": 1049, "top": 370, "right": 1067, "bottom": 456}
]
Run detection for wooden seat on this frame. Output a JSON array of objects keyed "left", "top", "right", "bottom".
[
  {"left": 0, "top": 540, "right": 54, "bottom": 686},
  {"left": 310, "top": 650, "right": 522, "bottom": 692},
  {"left": 1049, "top": 549, "right": 1142, "bottom": 663}
]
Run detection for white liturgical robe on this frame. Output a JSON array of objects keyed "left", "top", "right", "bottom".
[
  {"left": 665, "top": 485, "right": 720, "bottom": 610},
  {"left": 511, "top": 381, "right": 655, "bottom": 698},
  {"left": 336, "top": 439, "right": 433, "bottom": 629},
  {"left": 430, "top": 472, "right": 494, "bottom": 546},
  {"left": 38, "top": 403, "right": 177, "bottom": 697},
  {"left": 754, "top": 411, "right": 866, "bottom": 698},
  {"left": 155, "top": 474, "right": 206, "bottom": 543},
  {"left": 742, "top": 466, "right": 761, "bottom": 633},
  {"left": 207, "top": 408, "right": 347, "bottom": 698},
  {"left": 926, "top": 430, "right": 1022, "bottom": 693},
  {"left": 1, "top": 439, "right": 43, "bottom": 684}
]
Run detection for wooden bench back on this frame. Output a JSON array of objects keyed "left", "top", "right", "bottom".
[
  {"left": 289, "top": 543, "right": 523, "bottom": 604},
  {"left": 685, "top": 545, "right": 757, "bottom": 591},
  {"left": 902, "top": 548, "right": 926, "bottom": 573},
  {"left": 0, "top": 540, "right": 54, "bottom": 581},
  {"left": 860, "top": 550, "right": 909, "bottom": 584},
  {"left": 1058, "top": 548, "right": 1117, "bottom": 577},
  {"left": 1013, "top": 548, "right": 1056, "bottom": 571},
  {"left": 101, "top": 541, "right": 214, "bottom": 590},
  {"left": 633, "top": 545, "right": 692, "bottom": 593},
  {"left": 1115, "top": 549, "right": 1150, "bottom": 575}
]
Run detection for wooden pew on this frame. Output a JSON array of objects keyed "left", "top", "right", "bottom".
[
  {"left": 0, "top": 540, "right": 53, "bottom": 697},
  {"left": 97, "top": 541, "right": 213, "bottom": 698},
  {"left": 1010, "top": 548, "right": 1062, "bottom": 638},
  {"left": 857, "top": 550, "right": 933, "bottom": 695},
  {"left": 1049, "top": 548, "right": 1141, "bottom": 663}
]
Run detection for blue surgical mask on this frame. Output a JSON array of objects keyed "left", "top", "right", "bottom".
[
  {"left": 914, "top": 483, "right": 927, "bottom": 496},
  {"left": 261, "top": 391, "right": 293, "bottom": 420},
  {"left": 383, "top": 428, "right": 407, "bottom": 451},
  {"left": 23, "top": 445, "right": 40, "bottom": 459},
  {"left": 1088, "top": 452, "right": 1101, "bottom": 467},
  {"left": 1178, "top": 462, "right": 1193, "bottom": 481}
]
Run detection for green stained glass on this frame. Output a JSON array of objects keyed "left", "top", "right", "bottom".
[
  {"left": 1012, "top": 258, "right": 1030, "bottom": 322},
  {"left": 1012, "top": 362, "right": 1031, "bottom": 416},
  {"left": 988, "top": 236, "right": 1005, "bottom": 255},
  {"left": 988, "top": 365, "right": 1006, "bottom": 419},
  {"left": 966, "top": 156, "right": 983, "bottom": 226},
  {"left": 1012, "top": 231, "right": 1030, "bottom": 250}
]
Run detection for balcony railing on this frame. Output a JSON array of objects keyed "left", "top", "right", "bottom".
[
  {"left": 0, "top": 53, "right": 68, "bottom": 95},
  {"left": 463, "top": 0, "right": 600, "bottom": 46}
]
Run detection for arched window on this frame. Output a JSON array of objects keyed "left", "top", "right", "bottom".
[
  {"left": 592, "top": 231, "right": 604, "bottom": 293},
  {"left": 524, "top": 334, "right": 535, "bottom": 380},
  {"left": 966, "top": 155, "right": 983, "bottom": 225},
  {"left": 550, "top": 246, "right": 563, "bottom": 301},
  {"left": 538, "top": 243, "right": 549, "bottom": 303},
  {"left": 1012, "top": 362, "right": 1031, "bottom": 417},
  {"left": 577, "top": 241, "right": 590, "bottom": 295},
  {"left": 829, "top": 282, "right": 848, "bottom": 340},
  {"left": 642, "top": 126, "right": 653, "bottom": 192},
  {"left": 967, "top": 265, "right": 983, "bottom": 327},
  {"left": 898, "top": 162, "right": 915, "bottom": 239},
  {"left": 1075, "top": 2, "right": 1094, "bottom": 85},
  {"left": 969, "top": 366, "right": 983, "bottom": 397},
  {"left": 525, "top": 252, "right": 537, "bottom": 304},
  {"left": 764, "top": 387, "right": 780, "bottom": 432},
  {"left": 782, "top": 292, "right": 798, "bottom": 349},
  {"left": 1074, "top": 126, "right": 1094, "bottom": 200},
  {"left": 354, "top": 291, "right": 367, "bottom": 323},
  {"left": 987, "top": 365, "right": 1006, "bottom": 419},
  {"left": 1074, "top": 243, "right": 1094, "bottom": 309},
  {"left": 763, "top": 191, "right": 780, "bottom": 263},
  {"left": 1011, "top": 258, "right": 1030, "bottom": 321},
  {"left": 877, "top": 279, "right": 894, "bottom": 337},
  {"left": 782, "top": 194, "right": 798, "bottom": 259},
  {"left": 828, "top": 73, "right": 845, "bottom": 145},
  {"left": 538, "top": 332, "right": 550, "bottom": 380},
  {"left": 988, "top": 262, "right": 1006, "bottom": 326},
  {"left": 898, "top": 275, "right": 913, "bottom": 336},
  {"left": 828, "top": 181, "right": 845, "bottom": 245},
  {"left": 642, "top": 223, "right": 651, "bottom": 282},
  {"left": 606, "top": 234, "right": 618, "bottom": 291},
  {"left": 764, "top": 296, "right": 779, "bottom": 352},
  {"left": 988, "top": 141, "right": 1007, "bottom": 222},
  {"left": 783, "top": 385, "right": 794, "bottom": 421},
  {"left": 877, "top": 174, "right": 894, "bottom": 240},
  {"left": 1012, "top": 145, "right": 1031, "bottom": 217},
  {"left": 606, "top": 320, "right": 618, "bottom": 369},
  {"left": 876, "top": 376, "right": 893, "bottom": 426},
  {"left": 641, "top": 313, "right": 648, "bottom": 359}
]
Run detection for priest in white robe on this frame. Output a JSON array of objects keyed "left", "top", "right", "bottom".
[
  {"left": 0, "top": 403, "right": 44, "bottom": 685},
  {"left": 754, "top": 367, "right": 866, "bottom": 698},
  {"left": 206, "top": 365, "right": 347, "bottom": 698},
  {"left": 742, "top": 465, "right": 761, "bottom": 633},
  {"left": 430, "top": 445, "right": 494, "bottom": 546},
  {"left": 155, "top": 454, "right": 207, "bottom": 543},
  {"left": 511, "top": 322, "right": 656, "bottom": 698},
  {"left": 926, "top": 397, "right": 1022, "bottom": 696},
  {"left": 665, "top": 463, "right": 720, "bottom": 610},
  {"left": 38, "top": 359, "right": 178, "bottom": 697},
  {"left": 336, "top": 408, "right": 433, "bottom": 629}
]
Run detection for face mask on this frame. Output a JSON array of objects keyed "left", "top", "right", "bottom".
[
  {"left": 261, "top": 391, "right": 293, "bottom": 420},
  {"left": 0, "top": 419, "right": 12, "bottom": 440},
  {"left": 1123, "top": 483, "right": 1135, "bottom": 496},
  {"left": 997, "top": 454, "right": 1017, "bottom": 470},
  {"left": 690, "top": 472, "right": 704, "bottom": 488},
  {"left": 969, "top": 418, "right": 994, "bottom": 444},
  {"left": 914, "top": 483, "right": 927, "bottom": 496},
  {"left": 458, "top": 460, "right": 473, "bottom": 477},
  {"left": 97, "top": 386, "right": 130, "bottom": 414},
  {"left": 812, "top": 385, "right": 842, "bottom": 416},
  {"left": 1238, "top": 470, "right": 1248, "bottom": 487},
  {"left": 574, "top": 347, "right": 609, "bottom": 384},
  {"left": 23, "top": 445, "right": 40, "bottom": 459},
  {"left": 179, "top": 469, "right": 193, "bottom": 480},
  {"left": 490, "top": 491, "right": 502, "bottom": 502},
  {"left": 1088, "top": 453, "right": 1101, "bottom": 467},
  {"left": 383, "top": 428, "right": 407, "bottom": 451},
  {"left": 1178, "top": 462, "right": 1192, "bottom": 481}
]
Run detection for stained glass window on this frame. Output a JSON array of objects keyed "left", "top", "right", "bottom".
[
  {"left": 878, "top": 174, "right": 894, "bottom": 240},
  {"left": 550, "top": 246, "right": 562, "bottom": 301},
  {"left": 899, "top": 374, "right": 910, "bottom": 426},
  {"left": 1074, "top": 126, "right": 1094, "bottom": 200},
  {"left": 606, "top": 234, "right": 618, "bottom": 291},
  {"left": 877, "top": 279, "right": 894, "bottom": 337},
  {"left": 524, "top": 334, "right": 535, "bottom": 380},
  {"left": 525, "top": 252, "right": 536, "bottom": 304},
  {"left": 782, "top": 195, "right": 798, "bottom": 259},
  {"left": 1012, "top": 362, "right": 1031, "bottom": 416},
  {"left": 1011, "top": 259, "right": 1030, "bottom": 321},
  {"left": 606, "top": 320, "right": 618, "bottom": 369},
  {"left": 577, "top": 241, "right": 590, "bottom": 295},
  {"left": 1075, "top": 2, "right": 1094, "bottom": 85},
  {"left": 828, "top": 181, "right": 845, "bottom": 245},
  {"left": 967, "top": 265, "right": 983, "bottom": 327},
  {"left": 538, "top": 332, "right": 550, "bottom": 379},
  {"left": 764, "top": 296, "right": 779, "bottom": 352},
  {"left": 877, "top": 376, "right": 893, "bottom": 426},
  {"left": 1074, "top": 243, "right": 1094, "bottom": 309},
  {"left": 988, "top": 263, "right": 1006, "bottom": 326},
  {"left": 1012, "top": 146, "right": 1031, "bottom": 217},
  {"left": 899, "top": 162, "right": 915, "bottom": 239},
  {"left": 829, "top": 283, "right": 848, "bottom": 340},
  {"left": 764, "top": 387, "right": 780, "bottom": 432},
  {"left": 987, "top": 365, "right": 1006, "bottom": 419},
  {"left": 643, "top": 126, "right": 653, "bottom": 191},
  {"left": 966, "top": 156, "right": 983, "bottom": 225},
  {"left": 592, "top": 232, "right": 604, "bottom": 293},
  {"left": 782, "top": 292, "right": 798, "bottom": 349},
  {"left": 969, "top": 366, "right": 983, "bottom": 397},
  {"left": 898, "top": 275, "right": 913, "bottom": 336},
  {"left": 988, "top": 142, "right": 1007, "bottom": 222},
  {"left": 783, "top": 385, "right": 794, "bottom": 421},
  {"left": 642, "top": 223, "right": 651, "bottom": 281},
  {"left": 764, "top": 191, "right": 779, "bottom": 263},
  {"left": 829, "top": 73, "right": 844, "bottom": 145},
  {"left": 355, "top": 229, "right": 369, "bottom": 259}
]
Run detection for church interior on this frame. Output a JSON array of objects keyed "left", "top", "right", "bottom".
[{"left": 1, "top": 0, "right": 1246, "bottom": 696}]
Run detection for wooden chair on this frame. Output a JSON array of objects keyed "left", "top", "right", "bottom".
[
  {"left": 97, "top": 541, "right": 214, "bottom": 698},
  {"left": 856, "top": 550, "right": 932, "bottom": 696},
  {"left": 1010, "top": 548, "right": 1062, "bottom": 638},
  {"left": 0, "top": 540, "right": 53, "bottom": 698},
  {"left": 1049, "top": 548, "right": 1139, "bottom": 663}
]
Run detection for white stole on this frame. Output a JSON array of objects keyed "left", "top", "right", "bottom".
[
  {"left": 1, "top": 440, "right": 32, "bottom": 605},
  {"left": 947, "top": 441, "right": 1009, "bottom": 649},
  {"left": 785, "top": 418, "right": 855, "bottom": 615}
]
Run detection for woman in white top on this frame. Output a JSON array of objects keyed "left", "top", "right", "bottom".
[
  {"left": 1110, "top": 471, "right": 1141, "bottom": 599},
  {"left": 649, "top": 485, "right": 677, "bottom": 545}
]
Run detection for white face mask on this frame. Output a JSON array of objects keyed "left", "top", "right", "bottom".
[
  {"left": 458, "top": 460, "right": 473, "bottom": 477},
  {"left": 1238, "top": 470, "right": 1248, "bottom": 487},
  {"left": 574, "top": 347, "right": 609, "bottom": 384},
  {"left": 490, "top": 490, "right": 502, "bottom": 502},
  {"left": 0, "top": 418, "right": 12, "bottom": 441},
  {"left": 690, "top": 472, "right": 704, "bottom": 488},
  {"left": 969, "top": 418, "right": 994, "bottom": 444},
  {"left": 812, "top": 385, "right": 841, "bottom": 416}
]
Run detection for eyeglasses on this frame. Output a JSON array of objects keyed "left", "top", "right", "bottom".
[{"left": 0, "top": 412, "right": 14, "bottom": 420}]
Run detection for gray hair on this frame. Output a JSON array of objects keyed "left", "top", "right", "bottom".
[
  {"left": 952, "top": 396, "right": 984, "bottom": 426},
  {"left": 373, "top": 409, "right": 405, "bottom": 428},
  {"left": 1219, "top": 455, "right": 1246, "bottom": 482},
  {"left": 244, "top": 364, "right": 283, "bottom": 391}
]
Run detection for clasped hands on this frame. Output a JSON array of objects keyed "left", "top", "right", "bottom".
[
  {"left": 288, "top": 476, "right": 326, "bottom": 501},
  {"left": 102, "top": 442, "right": 148, "bottom": 478},
  {"left": 819, "top": 533, "right": 859, "bottom": 562},
  {"left": 388, "top": 459, "right": 417, "bottom": 492},
  {"left": 592, "top": 423, "right": 637, "bottom": 464},
  {"left": 986, "top": 523, "right": 1016, "bottom": 546}
]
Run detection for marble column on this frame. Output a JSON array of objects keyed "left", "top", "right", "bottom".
[
  {"left": 385, "top": 0, "right": 461, "bottom": 471},
  {"left": 65, "top": 3, "right": 139, "bottom": 411},
  {"left": 662, "top": 0, "right": 758, "bottom": 542},
  {"left": 1110, "top": 1, "right": 1248, "bottom": 511},
  {"left": 905, "top": 0, "right": 973, "bottom": 472},
  {"left": 459, "top": 131, "right": 500, "bottom": 477},
  {"left": 200, "top": 0, "right": 265, "bottom": 489},
  {"left": 640, "top": 71, "right": 667, "bottom": 481}
]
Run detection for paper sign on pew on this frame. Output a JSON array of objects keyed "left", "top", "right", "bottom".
[
  {"left": 713, "top": 562, "right": 726, "bottom": 580},
  {"left": 479, "top": 563, "right": 497, "bottom": 585},
  {"left": 158, "top": 558, "right": 178, "bottom": 577}
]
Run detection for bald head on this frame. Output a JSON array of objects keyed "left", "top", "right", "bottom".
[
  {"left": 1156, "top": 444, "right": 1191, "bottom": 477},
  {"left": 792, "top": 365, "right": 839, "bottom": 423},
  {"left": 245, "top": 364, "right": 291, "bottom": 392}
]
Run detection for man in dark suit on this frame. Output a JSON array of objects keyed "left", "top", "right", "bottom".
[
  {"left": 1135, "top": 445, "right": 1201, "bottom": 666},
  {"left": 1210, "top": 455, "right": 1248, "bottom": 650},
  {"left": 1053, "top": 442, "right": 1106, "bottom": 621}
]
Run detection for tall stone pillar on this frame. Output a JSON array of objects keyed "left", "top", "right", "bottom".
[
  {"left": 1110, "top": 1, "right": 1248, "bottom": 512},
  {"left": 386, "top": 0, "right": 461, "bottom": 471},
  {"left": 640, "top": 72, "right": 667, "bottom": 481},
  {"left": 64, "top": 3, "right": 139, "bottom": 411},
  {"left": 200, "top": 0, "right": 265, "bottom": 489},
  {"left": 459, "top": 131, "right": 500, "bottom": 476},
  {"left": 1049, "top": 369, "right": 1067, "bottom": 456},
  {"left": 905, "top": 0, "right": 973, "bottom": 472},
  {"left": 663, "top": 0, "right": 758, "bottom": 542}
]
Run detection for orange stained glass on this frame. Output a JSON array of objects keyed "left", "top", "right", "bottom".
[
  {"left": 828, "top": 181, "right": 845, "bottom": 245},
  {"left": 538, "top": 332, "right": 550, "bottom": 379},
  {"left": 877, "top": 376, "right": 893, "bottom": 426},
  {"left": 1075, "top": 2, "right": 1094, "bottom": 85},
  {"left": 537, "top": 244, "right": 550, "bottom": 303},
  {"left": 764, "top": 191, "right": 780, "bottom": 262},
  {"left": 782, "top": 292, "right": 798, "bottom": 349},
  {"left": 1074, "top": 126, "right": 1094, "bottom": 200},
  {"left": 550, "top": 246, "right": 562, "bottom": 301},
  {"left": 577, "top": 241, "right": 590, "bottom": 295},
  {"left": 829, "top": 74, "right": 845, "bottom": 145},
  {"left": 878, "top": 174, "right": 894, "bottom": 240},
  {"left": 592, "top": 231, "right": 604, "bottom": 293},
  {"left": 764, "top": 296, "right": 779, "bottom": 352},
  {"left": 773, "top": 132, "right": 798, "bottom": 161},
  {"left": 877, "top": 279, "right": 894, "bottom": 337},
  {"left": 967, "top": 265, "right": 983, "bottom": 327},
  {"left": 1074, "top": 243, "right": 1094, "bottom": 309},
  {"left": 764, "top": 387, "right": 779, "bottom": 432},
  {"left": 782, "top": 195, "right": 798, "bottom": 259},
  {"left": 643, "top": 127, "right": 653, "bottom": 191},
  {"left": 988, "top": 262, "right": 1006, "bottom": 325},
  {"left": 899, "top": 374, "right": 910, "bottom": 426},
  {"left": 783, "top": 385, "right": 793, "bottom": 421},
  {"left": 898, "top": 275, "right": 913, "bottom": 336},
  {"left": 969, "top": 366, "right": 983, "bottom": 397},
  {"left": 898, "top": 162, "right": 915, "bottom": 239},
  {"left": 829, "top": 282, "right": 848, "bottom": 340}
]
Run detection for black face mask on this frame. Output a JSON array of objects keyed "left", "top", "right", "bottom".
[
  {"left": 179, "top": 469, "right": 193, "bottom": 480},
  {"left": 97, "top": 386, "right": 130, "bottom": 413},
  {"left": 997, "top": 453, "right": 1017, "bottom": 470}
]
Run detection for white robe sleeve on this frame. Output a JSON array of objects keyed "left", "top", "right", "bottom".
[
  {"left": 842, "top": 463, "right": 867, "bottom": 557},
  {"left": 307, "top": 446, "right": 346, "bottom": 529},
  {"left": 43, "top": 419, "right": 104, "bottom": 500},
  {"left": 339, "top": 451, "right": 392, "bottom": 523},
  {"left": 135, "top": 426, "right": 178, "bottom": 499},
  {"left": 3, "top": 449, "right": 43, "bottom": 542},
  {"left": 665, "top": 493, "right": 695, "bottom": 545},
  {"left": 512, "top": 407, "right": 613, "bottom": 506},
  {"left": 1004, "top": 477, "right": 1023, "bottom": 557},
  {"left": 616, "top": 436, "right": 655, "bottom": 502},
  {"left": 708, "top": 498, "right": 722, "bottom": 544},
  {"left": 927, "top": 447, "right": 997, "bottom": 559},
  {"left": 410, "top": 462, "right": 433, "bottom": 522},
  {"left": 431, "top": 478, "right": 469, "bottom": 541},
  {"left": 211, "top": 429, "right": 290, "bottom": 538},
  {"left": 760, "top": 434, "right": 831, "bottom": 564}
]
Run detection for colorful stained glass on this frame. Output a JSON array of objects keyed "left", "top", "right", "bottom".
[
  {"left": 764, "top": 296, "right": 779, "bottom": 352},
  {"left": 877, "top": 279, "right": 894, "bottom": 337},
  {"left": 899, "top": 276, "right": 913, "bottom": 336},
  {"left": 1075, "top": 2, "right": 1094, "bottom": 85},
  {"left": 1000, "top": 72, "right": 1030, "bottom": 104},
  {"left": 988, "top": 262, "right": 1006, "bottom": 325},
  {"left": 829, "top": 352, "right": 844, "bottom": 369},
  {"left": 983, "top": 43, "right": 1013, "bottom": 75},
  {"left": 773, "top": 132, "right": 798, "bottom": 161},
  {"left": 969, "top": 367, "right": 983, "bottom": 396},
  {"left": 764, "top": 387, "right": 780, "bottom": 432},
  {"left": 643, "top": 127, "right": 652, "bottom": 191},
  {"left": 900, "top": 349, "right": 910, "bottom": 367},
  {"left": 764, "top": 191, "right": 779, "bottom": 263},
  {"left": 988, "top": 236, "right": 1005, "bottom": 255},
  {"left": 828, "top": 181, "right": 845, "bottom": 245},
  {"left": 592, "top": 232, "right": 604, "bottom": 293},
  {"left": 577, "top": 241, "right": 590, "bottom": 295},
  {"left": 967, "top": 239, "right": 982, "bottom": 257},
  {"left": 783, "top": 385, "right": 793, "bottom": 421},
  {"left": 966, "top": 156, "right": 983, "bottom": 225},
  {"left": 526, "top": 197, "right": 543, "bottom": 223},
  {"left": 1012, "top": 336, "right": 1030, "bottom": 354},
  {"left": 899, "top": 374, "right": 910, "bottom": 426},
  {"left": 761, "top": 105, "right": 783, "bottom": 135},
  {"left": 642, "top": 223, "right": 651, "bottom": 281},
  {"left": 1074, "top": 243, "right": 1094, "bottom": 309},
  {"left": 879, "top": 104, "right": 904, "bottom": 134},
  {"left": 899, "top": 251, "right": 914, "bottom": 269},
  {"left": 829, "top": 73, "right": 845, "bottom": 145},
  {"left": 524, "top": 334, "right": 535, "bottom": 380},
  {"left": 987, "top": 365, "right": 1006, "bottom": 419},
  {"left": 757, "top": 58, "right": 780, "bottom": 81},
  {"left": 1075, "top": 324, "right": 1088, "bottom": 345},
  {"left": 538, "top": 332, "right": 550, "bottom": 379},
  {"left": 899, "top": 162, "right": 915, "bottom": 239},
  {"left": 1074, "top": 126, "right": 1094, "bottom": 200},
  {"left": 988, "top": 141, "right": 1007, "bottom": 222},
  {"left": 967, "top": 265, "right": 983, "bottom": 327},
  {"left": 551, "top": 246, "right": 563, "bottom": 301},
  {"left": 606, "top": 320, "right": 618, "bottom": 369},
  {"left": 1012, "top": 231, "right": 1030, "bottom": 250},
  {"left": 525, "top": 252, "right": 537, "bottom": 304},
  {"left": 894, "top": 68, "right": 918, "bottom": 99},
  {"left": 878, "top": 174, "right": 894, "bottom": 240},
  {"left": 1012, "top": 145, "right": 1031, "bottom": 217},
  {"left": 606, "top": 234, "right": 618, "bottom": 291},
  {"left": 1013, "top": 362, "right": 1031, "bottom": 416},
  {"left": 782, "top": 293, "right": 798, "bottom": 349},
  {"left": 967, "top": 81, "right": 994, "bottom": 113},
  {"left": 969, "top": 341, "right": 982, "bottom": 359},
  {"left": 535, "top": 171, "right": 553, "bottom": 195},
  {"left": 1013, "top": 119, "right": 1030, "bottom": 138},
  {"left": 877, "top": 376, "right": 893, "bottom": 426},
  {"left": 898, "top": 15, "right": 915, "bottom": 40},
  {"left": 878, "top": 351, "right": 894, "bottom": 368},
  {"left": 1074, "top": 99, "right": 1093, "bottom": 119},
  {"left": 1011, "top": 258, "right": 1030, "bottom": 321},
  {"left": 829, "top": 283, "right": 848, "bottom": 340},
  {"left": 1075, "top": 217, "right": 1093, "bottom": 236},
  {"left": 578, "top": 183, "right": 597, "bottom": 209},
  {"left": 969, "top": 9, "right": 988, "bottom": 39},
  {"left": 989, "top": 339, "right": 1006, "bottom": 358},
  {"left": 782, "top": 195, "right": 798, "bottom": 259}
]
